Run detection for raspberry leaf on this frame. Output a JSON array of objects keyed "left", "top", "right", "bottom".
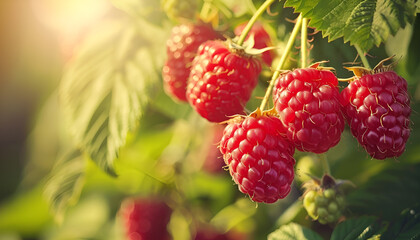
[
  {"left": 60, "top": 17, "right": 167, "bottom": 175},
  {"left": 210, "top": 199, "right": 257, "bottom": 232},
  {"left": 381, "top": 204, "right": 420, "bottom": 239},
  {"left": 110, "top": 0, "right": 164, "bottom": 25},
  {"left": 347, "top": 163, "right": 420, "bottom": 220},
  {"left": 44, "top": 149, "right": 85, "bottom": 222},
  {"left": 268, "top": 222, "right": 323, "bottom": 240},
  {"left": 284, "top": 0, "right": 417, "bottom": 52},
  {"left": 330, "top": 216, "right": 384, "bottom": 240}
]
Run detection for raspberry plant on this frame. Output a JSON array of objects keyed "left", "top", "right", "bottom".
[{"left": 2, "top": 0, "right": 419, "bottom": 240}]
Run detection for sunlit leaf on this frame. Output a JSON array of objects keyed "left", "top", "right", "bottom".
[
  {"left": 285, "top": 0, "right": 417, "bottom": 51},
  {"left": 0, "top": 186, "right": 51, "bottom": 236},
  {"left": 110, "top": 0, "right": 164, "bottom": 25},
  {"left": 44, "top": 149, "right": 86, "bottom": 222},
  {"left": 211, "top": 198, "right": 257, "bottom": 232},
  {"left": 330, "top": 216, "right": 383, "bottom": 240},
  {"left": 267, "top": 222, "right": 323, "bottom": 240},
  {"left": 59, "top": 16, "right": 167, "bottom": 175},
  {"left": 46, "top": 195, "right": 110, "bottom": 240}
]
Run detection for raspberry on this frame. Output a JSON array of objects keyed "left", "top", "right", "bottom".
[
  {"left": 234, "top": 21, "right": 275, "bottom": 66},
  {"left": 219, "top": 110, "right": 295, "bottom": 203},
  {"left": 163, "top": 23, "right": 221, "bottom": 102},
  {"left": 341, "top": 66, "right": 411, "bottom": 159},
  {"left": 273, "top": 65, "right": 345, "bottom": 153},
  {"left": 302, "top": 175, "right": 346, "bottom": 224},
  {"left": 161, "top": 0, "right": 198, "bottom": 21},
  {"left": 120, "top": 197, "right": 172, "bottom": 240},
  {"left": 187, "top": 40, "right": 262, "bottom": 122}
]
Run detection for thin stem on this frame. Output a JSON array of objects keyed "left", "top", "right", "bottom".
[
  {"left": 199, "top": 0, "right": 212, "bottom": 22},
  {"left": 301, "top": 18, "right": 308, "bottom": 68},
  {"left": 237, "top": 0, "right": 275, "bottom": 46},
  {"left": 319, "top": 153, "right": 331, "bottom": 175},
  {"left": 355, "top": 45, "right": 371, "bottom": 69},
  {"left": 259, "top": 14, "right": 303, "bottom": 110}
]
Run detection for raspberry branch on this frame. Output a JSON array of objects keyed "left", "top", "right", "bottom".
[
  {"left": 237, "top": 0, "right": 276, "bottom": 46},
  {"left": 301, "top": 18, "right": 308, "bottom": 68},
  {"left": 259, "top": 14, "right": 303, "bottom": 110},
  {"left": 355, "top": 44, "right": 371, "bottom": 69},
  {"left": 319, "top": 153, "right": 331, "bottom": 175}
]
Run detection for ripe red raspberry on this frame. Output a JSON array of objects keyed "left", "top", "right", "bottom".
[
  {"left": 234, "top": 21, "right": 275, "bottom": 66},
  {"left": 219, "top": 110, "right": 295, "bottom": 203},
  {"left": 341, "top": 65, "right": 411, "bottom": 159},
  {"left": 273, "top": 65, "right": 345, "bottom": 153},
  {"left": 120, "top": 197, "right": 172, "bottom": 240},
  {"left": 163, "top": 23, "right": 221, "bottom": 102},
  {"left": 187, "top": 40, "right": 262, "bottom": 122}
]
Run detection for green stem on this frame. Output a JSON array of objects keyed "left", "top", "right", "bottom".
[
  {"left": 355, "top": 45, "right": 371, "bottom": 69},
  {"left": 199, "top": 0, "right": 212, "bottom": 21},
  {"left": 301, "top": 18, "right": 308, "bottom": 68},
  {"left": 259, "top": 14, "right": 303, "bottom": 110},
  {"left": 237, "top": 0, "right": 275, "bottom": 46},
  {"left": 319, "top": 153, "right": 331, "bottom": 175}
]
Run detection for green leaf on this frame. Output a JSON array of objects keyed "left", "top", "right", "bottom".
[
  {"left": 211, "top": 198, "right": 257, "bottom": 232},
  {"left": 43, "top": 149, "right": 86, "bottom": 222},
  {"left": 381, "top": 204, "right": 420, "bottom": 240},
  {"left": 59, "top": 17, "right": 167, "bottom": 175},
  {"left": 110, "top": 0, "right": 164, "bottom": 25},
  {"left": 0, "top": 185, "right": 51, "bottom": 236},
  {"left": 267, "top": 222, "right": 323, "bottom": 240},
  {"left": 330, "top": 216, "right": 383, "bottom": 240},
  {"left": 46, "top": 194, "right": 110, "bottom": 240},
  {"left": 347, "top": 163, "right": 420, "bottom": 220},
  {"left": 284, "top": 0, "right": 417, "bottom": 51}
]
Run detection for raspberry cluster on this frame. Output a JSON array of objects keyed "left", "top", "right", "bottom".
[
  {"left": 120, "top": 197, "right": 172, "bottom": 240},
  {"left": 162, "top": 16, "right": 412, "bottom": 204},
  {"left": 163, "top": 23, "right": 222, "bottom": 102},
  {"left": 163, "top": 21, "right": 272, "bottom": 122}
]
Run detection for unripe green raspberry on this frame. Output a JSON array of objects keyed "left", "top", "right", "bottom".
[
  {"left": 324, "top": 189, "right": 335, "bottom": 199},
  {"left": 317, "top": 207, "right": 328, "bottom": 218},
  {"left": 161, "top": 0, "right": 198, "bottom": 21},
  {"left": 315, "top": 195, "right": 328, "bottom": 206},
  {"left": 328, "top": 202, "right": 338, "bottom": 213},
  {"left": 303, "top": 190, "right": 316, "bottom": 207},
  {"left": 336, "top": 196, "right": 345, "bottom": 206},
  {"left": 302, "top": 175, "right": 349, "bottom": 225}
]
